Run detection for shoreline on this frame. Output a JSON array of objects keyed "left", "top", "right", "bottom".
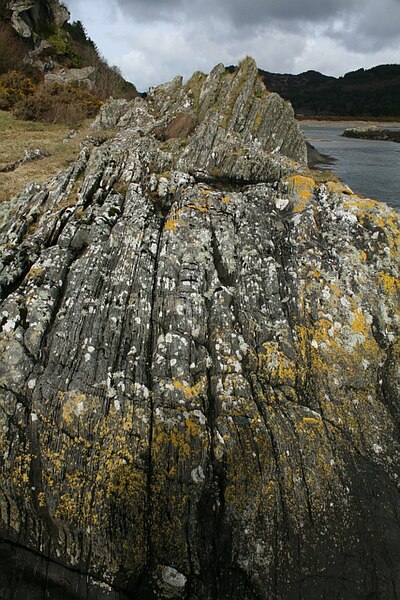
[{"left": 298, "top": 118, "right": 400, "bottom": 128}]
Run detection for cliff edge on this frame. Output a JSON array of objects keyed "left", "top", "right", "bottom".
[{"left": 0, "top": 58, "right": 399, "bottom": 600}]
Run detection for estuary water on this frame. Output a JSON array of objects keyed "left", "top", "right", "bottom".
[{"left": 300, "top": 122, "right": 400, "bottom": 212}]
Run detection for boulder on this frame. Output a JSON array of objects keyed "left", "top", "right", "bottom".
[
  {"left": 0, "top": 59, "right": 399, "bottom": 599},
  {"left": 45, "top": 66, "right": 96, "bottom": 90}
]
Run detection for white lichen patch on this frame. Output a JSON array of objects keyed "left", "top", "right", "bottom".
[{"left": 161, "top": 566, "right": 187, "bottom": 589}]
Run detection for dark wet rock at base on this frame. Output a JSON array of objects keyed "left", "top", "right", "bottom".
[
  {"left": 0, "top": 58, "right": 400, "bottom": 600},
  {"left": 306, "top": 141, "right": 334, "bottom": 167}
]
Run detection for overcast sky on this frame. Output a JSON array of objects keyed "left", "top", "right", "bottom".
[{"left": 64, "top": 0, "right": 400, "bottom": 91}]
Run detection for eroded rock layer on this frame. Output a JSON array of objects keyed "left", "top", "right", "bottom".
[{"left": 0, "top": 59, "right": 400, "bottom": 600}]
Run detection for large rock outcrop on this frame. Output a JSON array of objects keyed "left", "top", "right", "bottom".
[{"left": 0, "top": 58, "right": 400, "bottom": 599}]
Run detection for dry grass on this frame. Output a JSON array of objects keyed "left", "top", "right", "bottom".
[{"left": 0, "top": 109, "right": 92, "bottom": 203}]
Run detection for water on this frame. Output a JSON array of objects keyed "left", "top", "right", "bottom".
[{"left": 300, "top": 123, "right": 400, "bottom": 212}]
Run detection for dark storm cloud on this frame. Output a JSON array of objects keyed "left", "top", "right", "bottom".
[
  {"left": 324, "top": 0, "right": 400, "bottom": 52},
  {"left": 66, "top": 0, "right": 400, "bottom": 51},
  {"left": 107, "top": 0, "right": 350, "bottom": 24},
  {"left": 97, "top": 0, "right": 400, "bottom": 51}
]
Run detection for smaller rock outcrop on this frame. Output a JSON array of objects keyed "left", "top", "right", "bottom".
[
  {"left": 0, "top": 147, "right": 48, "bottom": 173},
  {"left": 1, "top": 0, "right": 139, "bottom": 100},
  {"left": 343, "top": 125, "right": 400, "bottom": 143},
  {"left": 45, "top": 65, "right": 96, "bottom": 90}
]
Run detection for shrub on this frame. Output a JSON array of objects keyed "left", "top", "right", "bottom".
[
  {"left": 13, "top": 81, "right": 102, "bottom": 126},
  {"left": 0, "top": 21, "right": 27, "bottom": 75},
  {"left": 60, "top": 21, "right": 138, "bottom": 101},
  {"left": 93, "top": 59, "right": 138, "bottom": 100},
  {"left": 47, "top": 28, "right": 80, "bottom": 68},
  {"left": 0, "top": 70, "right": 36, "bottom": 110},
  {"left": 64, "top": 20, "right": 95, "bottom": 48}
]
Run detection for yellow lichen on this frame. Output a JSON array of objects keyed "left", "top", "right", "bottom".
[
  {"left": 172, "top": 377, "right": 206, "bottom": 400},
  {"left": 28, "top": 265, "right": 45, "bottom": 279},
  {"left": 301, "top": 417, "right": 323, "bottom": 426},
  {"left": 287, "top": 175, "right": 315, "bottom": 212},
  {"left": 326, "top": 181, "right": 353, "bottom": 195},
  {"left": 378, "top": 271, "right": 400, "bottom": 297},
  {"left": 351, "top": 309, "right": 368, "bottom": 336},
  {"left": 257, "top": 341, "right": 296, "bottom": 387},
  {"left": 58, "top": 391, "right": 87, "bottom": 426},
  {"left": 164, "top": 218, "right": 185, "bottom": 232},
  {"left": 186, "top": 195, "right": 211, "bottom": 214}
]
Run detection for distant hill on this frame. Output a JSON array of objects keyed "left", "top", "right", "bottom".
[{"left": 260, "top": 64, "right": 400, "bottom": 118}]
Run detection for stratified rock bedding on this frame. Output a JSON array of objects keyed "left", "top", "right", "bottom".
[{"left": 0, "top": 58, "right": 399, "bottom": 599}]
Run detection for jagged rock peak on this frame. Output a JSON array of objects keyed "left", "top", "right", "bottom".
[
  {"left": 6, "top": 0, "right": 69, "bottom": 40},
  {"left": 0, "top": 58, "right": 400, "bottom": 600},
  {"left": 92, "top": 57, "right": 308, "bottom": 175}
]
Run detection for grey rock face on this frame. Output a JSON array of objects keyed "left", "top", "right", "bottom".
[
  {"left": 1, "top": 59, "right": 400, "bottom": 600},
  {"left": 7, "top": 0, "right": 70, "bottom": 40}
]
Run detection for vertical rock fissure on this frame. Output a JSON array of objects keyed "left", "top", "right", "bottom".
[
  {"left": 143, "top": 205, "right": 169, "bottom": 576},
  {"left": 0, "top": 263, "right": 35, "bottom": 304},
  {"left": 279, "top": 403, "right": 314, "bottom": 524},
  {"left": 204, "top": 291, "right": 227, "bottom": 596},
  {"left": 200, "top": 215, "right": 232, "bottom": 594}
]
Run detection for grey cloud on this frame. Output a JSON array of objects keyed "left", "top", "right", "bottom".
[
  {"left": 64, "top": 0, "right": 400, "bottom": 90},
  {"left": 106, "top": 0, "right": 400, "bottom": 51},
  {"left": 324, "top": 0, "right": 400, "bottom": 52},
  {"left": 110, "top": 0, "right": 361, "bottom": 26},
  {"left": 66, "top": 0, "right": 400, "bottom": 52}
]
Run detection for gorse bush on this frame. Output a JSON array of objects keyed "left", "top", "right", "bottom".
[
  {"left": 13, "top": 81, "right": 103, "bottom": 126},
  {"left": 0, "top": 66, "right": 102, "bottom": 126},
  {"left": 0, "top": 71, "right": 36, "bottom": 110}
]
